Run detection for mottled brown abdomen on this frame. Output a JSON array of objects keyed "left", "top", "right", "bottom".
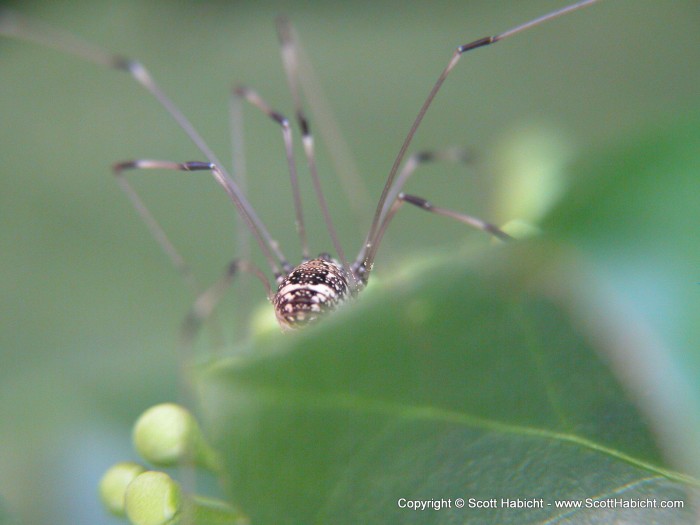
[{"left": 273, "top": 256, "right": 351, "bottom": 330}]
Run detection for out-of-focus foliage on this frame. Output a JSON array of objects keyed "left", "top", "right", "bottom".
[{"left": 196, "top": 116, "right": 700, "bottom": 523}]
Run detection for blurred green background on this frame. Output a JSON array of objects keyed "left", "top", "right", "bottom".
[{"left": 1, "top": 0, "right": 698, "bottom": 523}]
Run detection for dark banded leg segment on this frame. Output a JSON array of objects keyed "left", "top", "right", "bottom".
[
  {"left": 234, "top": 86, "right": 310, "bottom": 261},
  {"left": 112, "top": 160, "right": 218, "bottom": 293},
  {"left": 364, "top": 0, "right": 601, "bottom": 273},
  {"left": 357, "top": 148, "right": 475, "bottom": 265},
  {"left": 180, "top": 259, "right": 272, "bottom": 347},
  {"left": 275, "top": 18, "right": 350, "bottom": 275},
  {"left": 0, "top": 11, "right": 288, "bottom": 275},
  {"left": 113, "top": 159, "right": 290, "bottom": 280},
  {"left": 399, "top": 193, "right": 512, "bottom": 241},
  {"left": 358, "top": 192, "right": 511, "bottom": 285}
]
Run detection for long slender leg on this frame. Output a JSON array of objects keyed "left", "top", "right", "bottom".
[
  {"left": 380, "top": 149, "right": 475, "bottom": 222},
  {"left": 229, "top": 88, "right": 250, "bottom": 260},
  {"left": 275, "top": 17, "right": 350, "bottom": 275},
  {"left": 234, "top": 86, "right": 310, "bottom": 261},
  {"left": 399, "top": 194, "right": 512, "bottom": 242},
  {"left": 363, "top": 0, "right": 602, "bottom": 265},
  {"left": 228, "top": 87, "right": 259, "bottom": 340},
  {"left": 113, "top": 159, "right": 284, "bottom": 281},
  {"left": 275, "top": 18, "right": 371, "bottom": 220},
  {"left": 359, "top": 192, "right": 511, "bottom": 283},
  {"left": 112, "top": 162, "right": 199, "bottom": 294},
  {"left": 355, "top": 148, "right": 474, "bottom": 267},
  {"left": 0, "top": 10, "right": 289, "bottom": 275},
  {"left": 114, "top": 160, "right": 273, "bottom": 362},
  {"left": 180, "top": 259, "right": 272, "bottom": 347}
]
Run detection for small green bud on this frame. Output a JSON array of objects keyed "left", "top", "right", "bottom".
[
  {"left": 99, "top": 461, "right": 146, "bottom": 516},
  {"left": 132, "top": 403, "right": 221, "bottom": 472},
  {"left": 492, "top": 122, "right": 574, "bottom": 225},
  {"left": 124, "top": 470, "right": 249, "bottom": 525},
  {"left": 500, "top": 219, "right": 541, "bottom": 239},
  {"left": 124, "top": 471, "right": 181, "bottom": 525},
  {"left": 250, "top": 301, "right": 278, "bottom": 336}
]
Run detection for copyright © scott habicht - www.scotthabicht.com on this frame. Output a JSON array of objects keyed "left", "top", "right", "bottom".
[{"left": 396, "top": 497, "right": 685, "bottom": 511}]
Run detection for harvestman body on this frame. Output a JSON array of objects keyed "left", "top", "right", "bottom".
[{"left": 0, "top": 1, "right": 602, "bottom": 334}]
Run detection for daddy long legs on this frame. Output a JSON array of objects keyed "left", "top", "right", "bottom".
[{"left": 0, "top": 1, "right": 602, "bottom": 337}]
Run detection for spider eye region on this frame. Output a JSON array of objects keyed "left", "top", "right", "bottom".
[{"left": 273, "top": 257, "right": 350, "bottom": 330}]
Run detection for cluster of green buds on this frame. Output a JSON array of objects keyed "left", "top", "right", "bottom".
[{"left": 99, "top": 403, "right": 247, "bottom": 525}]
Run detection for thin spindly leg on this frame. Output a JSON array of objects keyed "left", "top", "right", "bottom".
[
  {"left": 363, "top": 0, "right": 602, "bottom": 273},
  {"left": 398, "top": 194, "right": 512, "bottom": 242},
  {"left": 275, "top": 17, "right": 371, "bottom": 219},
  {"left": 0, "top": 10, "right": 289, "bottom": 275},
  {"left": 116, "top": 161, "right": 273, "bottom": 347},
  {"left": 228, "top": 88, "right": 250, "bottom": 263},
  {"left": 234, "top": 86, "right": 310, "bottom": 260},
  {"left": 356, "top": 148, "right": 475, "bottom": 265},
  {"left": 359, "top": 191, "right": 511, "bottom": 283},
  {"left": 275, "top": 17, "right": 350, "bottom": 274},
  {"left": 113, "top": 160, "right": 200, "bottom": 292},
  {"left": 180, "top": 260, "right": 272, "bottom": 347},
  {"left": 113, "top": 159, "right": 285, "bottom": 281}
]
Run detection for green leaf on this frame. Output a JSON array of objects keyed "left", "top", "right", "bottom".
[
  {"left": 543, "top": 112, "right": 700, "bottom": 479},
  {"left": 192, "top": 111, "right": 700, "bottom": 524},
  {"left": 544, "top": 113, "right": 700, "bottom": 353},
  {"left": 196, "top": 238, "right": 696, "bottom": 523}
]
